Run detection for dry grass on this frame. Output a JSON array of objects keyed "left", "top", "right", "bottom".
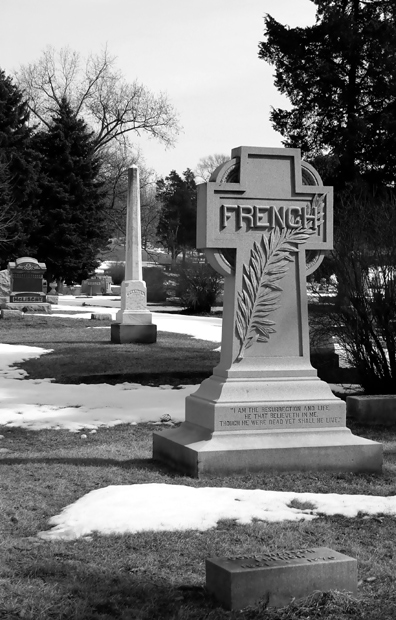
[
  {"left": 1, "top": 315, "right": 396, "bottom": 618},
  {"left": 1, "top": 423, "right": 396, "bottom": 619},
  {"left": 0, "top": 315, "right": 219, "bottom": 385}
]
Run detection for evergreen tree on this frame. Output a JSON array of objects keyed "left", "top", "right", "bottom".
[
  {"left": 0, "top": 68, "right": 38, "bottom": 264},
  {"left": 31, "top": 98, "right": 108, "bottom": 283},
  {"left": 156, "top": 169, "right": 197, "bottom": 265},
  {"left": 259, "top": 0, "right": 396, "bottom": 187}
]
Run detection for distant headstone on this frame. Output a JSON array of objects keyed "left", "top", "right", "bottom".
[
  {"left": 206, "top": 547, "right": 357, "bottom": 610},
  {"left": 153, "top": 147, "right": 382, "bottom": 476},
  {"left": 111, "top": 166, "right": 157, "bottom": 344},
  {"left": 81, "top": 275, "right": 112, "bottom": 296},
  {"left": 0, "top": 269, "right": 11, "bottom": 308},
  {"left": 1, "top": 309, "right": 24, "bottom": 320},
  {"left": 347, "top": 395, "right": 396, "bottom": 426},
  {"left": 91, "top": 313, "right": 112, "bottom": 321},
  {"left": 6, "top": 257, "right": 51, "bottom": 313}
]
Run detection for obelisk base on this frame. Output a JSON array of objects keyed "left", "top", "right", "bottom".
[
  {"left": 111, "top": 279, "right": 157, "bottom": 343},
  {"left": 153, "top": 423, "right": 382, "bottom": 477},
  {"left": 111, "top": 323, "right": 157, "bottom": 344}
]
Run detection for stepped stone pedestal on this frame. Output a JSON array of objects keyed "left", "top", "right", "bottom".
[{"left": 153, "top": 146, "right": 382, "bottom": 477}]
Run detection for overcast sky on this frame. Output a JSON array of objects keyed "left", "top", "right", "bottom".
[{"left": 2, "top": 0, "right": 316, "bottom": 177}]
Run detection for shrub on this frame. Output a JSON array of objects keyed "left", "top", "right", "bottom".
[
  {"left": 317, "top": 185, "right": 396, "bottom": 394},
  {"left": 176, "top": 263, "right": 223, "bottom": 314},
  {"left": 143, "top": 266, "right": 167, "bottom": 302},
  {"left": 105, "top": 262, "right": 125, "bottom": 285}
]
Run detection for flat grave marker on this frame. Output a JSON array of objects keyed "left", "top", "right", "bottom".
[{"left": 206, "top": 546, "right": 357, "bottom": 610}]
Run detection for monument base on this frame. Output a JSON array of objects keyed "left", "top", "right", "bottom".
[
  {"left": 111, "top": 322, "right": 157, "bottom": 344},
  {"left": 5, "top": 302, "right": 52, "bottom": 314},
  {"left": 153, "top": 423, "right": 382, "bottom": 477}
]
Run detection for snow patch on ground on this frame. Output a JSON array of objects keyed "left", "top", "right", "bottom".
[{"left": 37, "top": 483, "right": 396, "bottom": 541}]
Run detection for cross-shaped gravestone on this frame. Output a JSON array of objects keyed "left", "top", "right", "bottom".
[
  {"left": 153, "top": 147, "right": 382, "bottom": 477},
  {"left": 198, "top": 146, "right": 330, "bottom": 368}
]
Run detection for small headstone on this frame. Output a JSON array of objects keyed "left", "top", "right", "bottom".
[
  {"left": 206, "top": 547, "right": 357, "bottom": 610},
  {"left": 91, "top": 313, "right": 112, "bottom": 320},
  {"left": 1, "top": 309, "right": 24, "bottom": 320},
  {"left": 82, "top": 275, "right": 112, "bottom": 296},
  {"left": 347, "top": 395, "right": 396, "bottom": 426}
]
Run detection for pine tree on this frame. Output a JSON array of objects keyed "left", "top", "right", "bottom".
[
  {"left": 259, "top": 0, "right": 396, "bottom": 187},
  {"left": 31, "top": 98, "right": 108, "bottom": 283},
  {"left": 0, "top": 68, "right": 38, "bottom": 264},
  {"left": 156, "top": 169, "right": 197, "bottom": 265}
]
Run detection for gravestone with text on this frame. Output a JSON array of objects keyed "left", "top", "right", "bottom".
[
  {"left": 6, "top": 257, "right": 51, "bottom": 313},
  {"left": 153, "top": 147, "right": 382, "bottom": 476},
  {"left": 111, "top": 166, "right": 157, "bottom": 344},
  {"left": 82, "top": 275, "right": 112, "bottom": 296},
  {"left": 206, "top": 547, "right": 357, "bottom": 610}
]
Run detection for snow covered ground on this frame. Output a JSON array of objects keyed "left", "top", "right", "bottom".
[
  {"left": 38, "top": 483, "right": 396, "bottom": 541},
  {"left": 0, "top": 298, "right": 221, "bottom": 431},
  {"left": 1, "top": 296, "right": 394, "bottom": 541}
]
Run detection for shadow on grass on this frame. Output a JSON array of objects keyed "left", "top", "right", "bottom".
[
  {"left": 67, "top": 371, "right": 212, "bottom": 385},
  {"left": 14, "top": 559, "right": 210, "bottom": 620},
  {"left": 0, "top": 455, "right": 182, "bottom": 475}
]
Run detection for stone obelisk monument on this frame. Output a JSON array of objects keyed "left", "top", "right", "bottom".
[{"left": 111, "top": 166, "right": 157, "bottom": 344}]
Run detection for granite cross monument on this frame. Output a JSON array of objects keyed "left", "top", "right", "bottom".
[{"left": 153, "top": 147, "right": 382, "bottom": 476}]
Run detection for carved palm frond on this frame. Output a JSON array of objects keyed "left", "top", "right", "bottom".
[{"left": 236, "top": 222, "right": 317, "bottom": 361}]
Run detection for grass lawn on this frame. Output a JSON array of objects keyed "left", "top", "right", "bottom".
[
  {"left": 1, "top": 315, "right": 396, "bottom": 619},
  {"left": 0, "top": 315, "right": 219, "bottom": 386}
]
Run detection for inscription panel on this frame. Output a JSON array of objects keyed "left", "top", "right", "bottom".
[
  {"left": 126, "top": 288, "right": 146, "bottom": 310},
  {"left": 216, "top": 402, "right": 344, "bottom": 431},
  {"left": 223, "top": 548, "right": 337, "bottom": 569},
  {"left": 206, "top": 546, "right": 357, "bottom": 610}
]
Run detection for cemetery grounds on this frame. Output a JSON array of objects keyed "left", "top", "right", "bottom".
[{"left": 0, "top": 305, "right": 395, "bottom": 620}]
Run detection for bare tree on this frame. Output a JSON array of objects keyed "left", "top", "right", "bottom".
[
  {"left": 15, "top": 46, "right": 181, "bottom": 153},
  {"left": 194, "top": 153, "right": 229, "bottom": 183},
  {"left": 98, "top": 144, "right": 160, "bottom": 249}
]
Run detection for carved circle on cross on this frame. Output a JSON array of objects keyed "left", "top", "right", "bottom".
[{"left": 205, "top": 157, "right": 326, "bottom": 278}]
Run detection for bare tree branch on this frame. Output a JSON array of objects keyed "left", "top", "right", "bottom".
[{"left": 15, "top": 46, "right": 181, "bottom": 153}]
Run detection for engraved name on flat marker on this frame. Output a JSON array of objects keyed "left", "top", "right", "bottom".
[{"left": 206, "top": 547, "right": 358, "bottom": 610}]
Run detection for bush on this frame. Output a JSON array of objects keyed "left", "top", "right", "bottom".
[
  {"left": 176, "top": 263, "right": 223, "bottom": 314},
  {"left": 143, "top": 267, "right": 167, "bottom": 302},
  {"left": 317, "top": 185, "right": 396, "bottom": 394},
  {"left": 105, "top": 262, "right": 125, "bottom": 285}
]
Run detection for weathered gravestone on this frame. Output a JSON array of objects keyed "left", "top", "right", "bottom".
[
  {"left": 81, "top": 275, "right": 112, "bottom": 296},
  {"left": 206, "top": 547, "right": 357, "bottom": 610},
  {"left": 111, "top": 166, "right": 157, "bottom": 344},
  {"left": 0, "top": 269, "right": 11, "bottom": 308},
  {"left": 153, "top": 146, "right": 382, "bottom": 476},
  {"left": 6, "top": 257, "right": 51, "bottom": 313}
]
